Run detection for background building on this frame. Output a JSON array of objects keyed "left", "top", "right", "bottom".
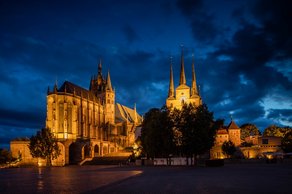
[
  {"left": 166, "top": 49, "right": 202, "bottom": 110},
  {"left": 210, "top": 120, "right": 242, "bottom": 159}
]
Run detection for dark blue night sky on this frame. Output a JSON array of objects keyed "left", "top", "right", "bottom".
[{"left": 0, "top": 0, "right": 291, "bottom": 149}]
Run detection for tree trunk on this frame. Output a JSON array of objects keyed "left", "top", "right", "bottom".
[{"left": 46, "top": 156, "right": 52, "bottom": 167}]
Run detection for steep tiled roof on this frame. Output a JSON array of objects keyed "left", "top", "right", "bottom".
[
  {"left": 57, "top": 81, "right": 98, "bottom": 101},
  {"left": 217, "top": 127, "right": 228, "bottom": 134},
  {"left": 115, "top": 103, "right": 142, "bottom": 124},
  {"left": 228, "top": 120, "right": 240, "bottom": 130}
]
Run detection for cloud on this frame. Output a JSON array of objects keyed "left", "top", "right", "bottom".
[
  {"left": 109, "top": 49, "right": 170, "bottom": 113},
  {"left": 252, "top": 0, "right": 292, "bottom": 57},
  {"left": 0, "top": 108, "right": 45, "bottom": 129},
  {"left": 176, "top": 0, "right": 203, "bottom": 16},
  {"left": 266, "top": 109, "right": 292, "bottom": 124},
  {"left": 0, "top": 125, "right": 37, "bottom": 149},
  {"left": 176, "top": 0, "right": 219, "bottom": 43},
  {"left": 192, "top": 0, "right": 292, "bottom": 130},
  {"left": 122, "top": 24, "right": 140, "bottom": 44},
  {"left": 0, "top": 0, "right": 291, "bottom": 149}
]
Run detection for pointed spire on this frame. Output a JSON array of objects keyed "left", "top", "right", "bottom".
[
  {"left": 191, "top": 54, "right": 198, "bottom": 96},
  {"left": 134, "top": 103, "right": 138, "bottom": 124},
  {"left": 98, "top": 59, "right": 102, "bottom": 75},
  {"left": 168, "top": 57, "right": 175, "bottom": 98},
  {"left": 228, "top": 118, "right": 240, "bottom": 130},
  {"left": 106, "top": 70, "right": 113, "bottom": 91},
  {"left": 179, "top": 45, "right": 186, "bottom": 85},
  {"left": 53, "top": 80, "right": 58, "bottom": 93}
]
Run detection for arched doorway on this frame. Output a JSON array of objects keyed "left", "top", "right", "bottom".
[
  {"left": 94, "top": 145, "right": 99, "bottom": 157},
  {"left": 103, "top": 145, "right": 108, "bottom": 155},
  {"left": 83, "top": 144, "right": 90, "bottom": 159},
  {"left": 69, "top": 143, "right": 78, "bottom": 164}
]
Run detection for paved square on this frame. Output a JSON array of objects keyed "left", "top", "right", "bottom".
[{"left": 1, "top": 163, "right": 291, "bottom": 193}]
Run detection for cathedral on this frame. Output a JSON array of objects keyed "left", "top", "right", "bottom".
[
  {"left": 166, "top": 49, "right": 202, "bottom": 109},
  {"left": 11, "top": 61, "right": 142, "bottom": 166}
]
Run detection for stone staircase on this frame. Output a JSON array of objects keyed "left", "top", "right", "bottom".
[
  {"left": 83, "top": 156, "right": 129, "bottom": 165},
  {"left": 83, "top": 151, "right": 132, "bottom": 165}
]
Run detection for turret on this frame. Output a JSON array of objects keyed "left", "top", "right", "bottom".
[
  {"left": 168, "top": 59, "right": 175, "bottom": 98},
  {"left": 179, "top": 46, "right": 186, "bottom": 85},
  {"left": 53, "top": 81, "right": 58, "bottom": 93},
  {"left": 106, "top": 71, "right": 113, "bottom": 91},
  {"left": 134, "top": 103, "right": 138, "bottom": 124},
  {"left": 191, "top": 54, "right": 198, "bottom": 96},
  {"left": 97, "top": 60, "right": 103, "bottom": 86}
]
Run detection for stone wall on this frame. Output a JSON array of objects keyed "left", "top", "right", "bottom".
[{"left": 10, "top": 140, "right": 65, "bottom": 166}]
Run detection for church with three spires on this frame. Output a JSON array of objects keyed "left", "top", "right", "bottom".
[
  {"left": 166, "top": 48, "right": 202, "bottom": 110},
  {"left": 165, "top": 49, "right": 242, "bottom": 160}
]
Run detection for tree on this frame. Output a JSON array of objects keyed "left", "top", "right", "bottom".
[
  {"left": 222, "top": 140, "right": 236, "bottom": 158},
  {"left": 173, "top": 103, "right": 218, "bottom": 165},
  {"left": 141, "top": 107, "right": 175, "bottom": 159},
  {"left": 263, "top": 125, "right": 291, "bottom": 137},
  {"left": 240, "top": 123, "right": 260, "bottom": 140},
  {"left": 281, "top": 131, "right": 292, "bottom": 153},
  {"left": 29, "top": 128, "right": 61, "bottom": 166},
  {"left": 141, "top": 103, "right": 220, "bottom": 165},
  {"left": 0, "top": 148, "right": 15, "bottom": 164}
]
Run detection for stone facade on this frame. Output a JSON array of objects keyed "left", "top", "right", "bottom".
[
  {"left": 227, "top": 120, "right": 241, "bottom": 146},
  {"left": 11, "top": 61, "right": 142, "bottom": 166},
  {"left": 214, "top": 127, "right": 229, "bottom": 146},
  {"left": 240, "top": 136, "right": 282, "bottom": 159}
]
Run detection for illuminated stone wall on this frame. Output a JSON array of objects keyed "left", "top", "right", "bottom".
[
  {"left": 10, "top": 140, "right": 65, "bottom": 166},
  {"left": 211, "top": 136, "right": 283, "bottom": 159},
  {"left": 166, "top": 84, "right": 202, "bottom": 110},
  {"left": 228, "top": 129, "right": 241, "bottom": 146},
  {"left": 100, "top": 90, "right": 115, "bottom": 124},
  {"left": 214, "top": 130, "right": 229, "bottom": 146},
  {"left": 46, "top": 92, "right": 105, "bottom": 140}
]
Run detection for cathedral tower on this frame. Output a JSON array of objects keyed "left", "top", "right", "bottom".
[
  {"left": 104, "top": 71, "right": 115, "bottom": 124},
  {"left": 166, "top": 48, "right": 202, "bottom": 110},
  {"left": 89, "top": 60, "right": 115, "bottom": 124}
]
